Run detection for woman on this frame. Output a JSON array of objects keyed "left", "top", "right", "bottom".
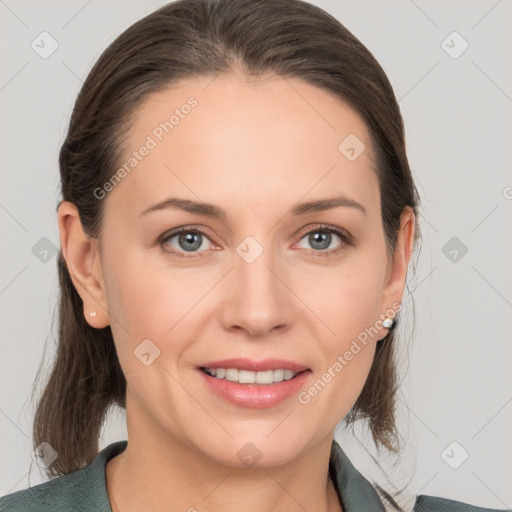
[{"left": 0, "top": 0, "right": 507, "bottom": 511}]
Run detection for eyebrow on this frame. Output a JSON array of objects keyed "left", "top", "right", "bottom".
[{"left": 139, "top": 194, "right": 367, "bottom": 220}]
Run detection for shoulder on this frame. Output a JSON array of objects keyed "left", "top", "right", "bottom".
[
  {"left": 413, "top": 494, "right": 511, "bottom": 512},
  {"left": 329, "top": 439, "right": 509, "bottom": 512},
  {"left": 0, "top": 440, "right": 127, "bottom": 512},
  {"left": 0, "top": 474, "right": 80, "bottom": 512}
]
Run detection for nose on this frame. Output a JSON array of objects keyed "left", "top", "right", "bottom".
[{"left": 220, "top": 237, "right": 296, "bottom": 338}]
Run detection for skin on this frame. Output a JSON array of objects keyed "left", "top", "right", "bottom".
[{"left": 58, "top": 71, "right": 415, "bottom": 512}]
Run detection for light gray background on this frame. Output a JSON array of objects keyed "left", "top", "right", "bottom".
[{"left": 1, "top": 1, "right": 511, "bottom": 510}]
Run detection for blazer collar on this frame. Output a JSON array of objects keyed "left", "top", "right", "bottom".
[{"left": 329, "top": 439, "right": 387, "bottom": 512}]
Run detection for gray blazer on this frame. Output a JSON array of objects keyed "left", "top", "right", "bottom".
[
  {"left": 329, "top": 440, "right": 510, "bottom": 511},
  {"left": 0, "top": 440, "right": 509, "bottom": 511}
]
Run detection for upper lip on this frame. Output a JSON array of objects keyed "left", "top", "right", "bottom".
[{"left": 198, "top": 358, "right": 310, "bottom": 373}]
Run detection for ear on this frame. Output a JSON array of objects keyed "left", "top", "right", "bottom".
[
  {"left": 377, "top": 206, "right": 416, "bottom": 334},
  {"left": 57, "top": 201, "right": 110, "bottom": 328}
]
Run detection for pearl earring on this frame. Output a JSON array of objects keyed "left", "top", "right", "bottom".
[
  {"left": 89, "top": 311, "right": 97, "bottom": 318},
  {"left": 382, "top": 317, "right": 395, "bottom": 329}
]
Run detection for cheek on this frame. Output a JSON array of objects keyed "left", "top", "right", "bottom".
[
  {"left": 101, "top": 249, "right": 183, "bottom": 360},
  {"left": 101, "top": 246, "right": 221, "bottom": 376},
  {"left": 302, "top": 256, "right": 387, "bottom": 342},
  {"left": 103, "top": 242, "right": 179, "bottom": 324},
  {"left": 296, "top": 255, "right": 385, "bottom": 411}
]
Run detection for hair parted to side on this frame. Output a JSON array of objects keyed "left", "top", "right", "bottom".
[{"left": 32, "top": 0, "right": 421, "bottom": 481}]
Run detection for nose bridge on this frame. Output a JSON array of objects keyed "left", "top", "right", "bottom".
[
  {"left": 234, "top": 232, "right": 280, "bottom": 299},
  {"left": 223, "top": 231, "right": 293, "bottom": 335}
]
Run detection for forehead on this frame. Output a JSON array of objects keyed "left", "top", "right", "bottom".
[{"left": 105, "top": 72, "right": 380, "bottom": 222}]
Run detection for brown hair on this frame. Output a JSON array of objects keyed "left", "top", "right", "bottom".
[{"left": 32, "top": 0, "right": 421, "bottom": 488}]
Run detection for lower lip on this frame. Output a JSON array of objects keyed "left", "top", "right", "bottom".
[{"left": 197, "top": 368, "right": 311, "bottom": 409}]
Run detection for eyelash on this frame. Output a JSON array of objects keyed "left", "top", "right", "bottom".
[{"left": 157, "top": 224, "right": 353, "bottom": 259}]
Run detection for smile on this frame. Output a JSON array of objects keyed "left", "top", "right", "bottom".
[
  {"left": 200, "top": 367, "right": 300, "bottom": 384},
  {"left": 197, "top": 367, "right": 312, "bottom": 408}
]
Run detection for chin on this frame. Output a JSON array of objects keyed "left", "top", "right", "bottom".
[{"left": 194, "top": 432, "right": 310, "bottom": 469}]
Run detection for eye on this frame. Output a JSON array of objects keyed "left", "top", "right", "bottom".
[
  {"left": 159, "top": 227, "right": 215, "bottom": 258},
  {"left": 295, "top": 225, "right": 353, "bottom": 256},
  {"left": 157, "top": 224, "right": 353, "bottom": 259}
]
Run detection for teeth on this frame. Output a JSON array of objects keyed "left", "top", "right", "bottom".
[{"left": 203, "top": 367, "right": 299, "bottom": 384}]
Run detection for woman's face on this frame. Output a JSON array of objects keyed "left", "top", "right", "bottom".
[{"left": 78, "top": 72, "right": 414, "bottom": 467}]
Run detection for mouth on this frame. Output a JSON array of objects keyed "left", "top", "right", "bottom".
[{"left": 195, "top": 358, "right": 312, "bottom": 408}]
